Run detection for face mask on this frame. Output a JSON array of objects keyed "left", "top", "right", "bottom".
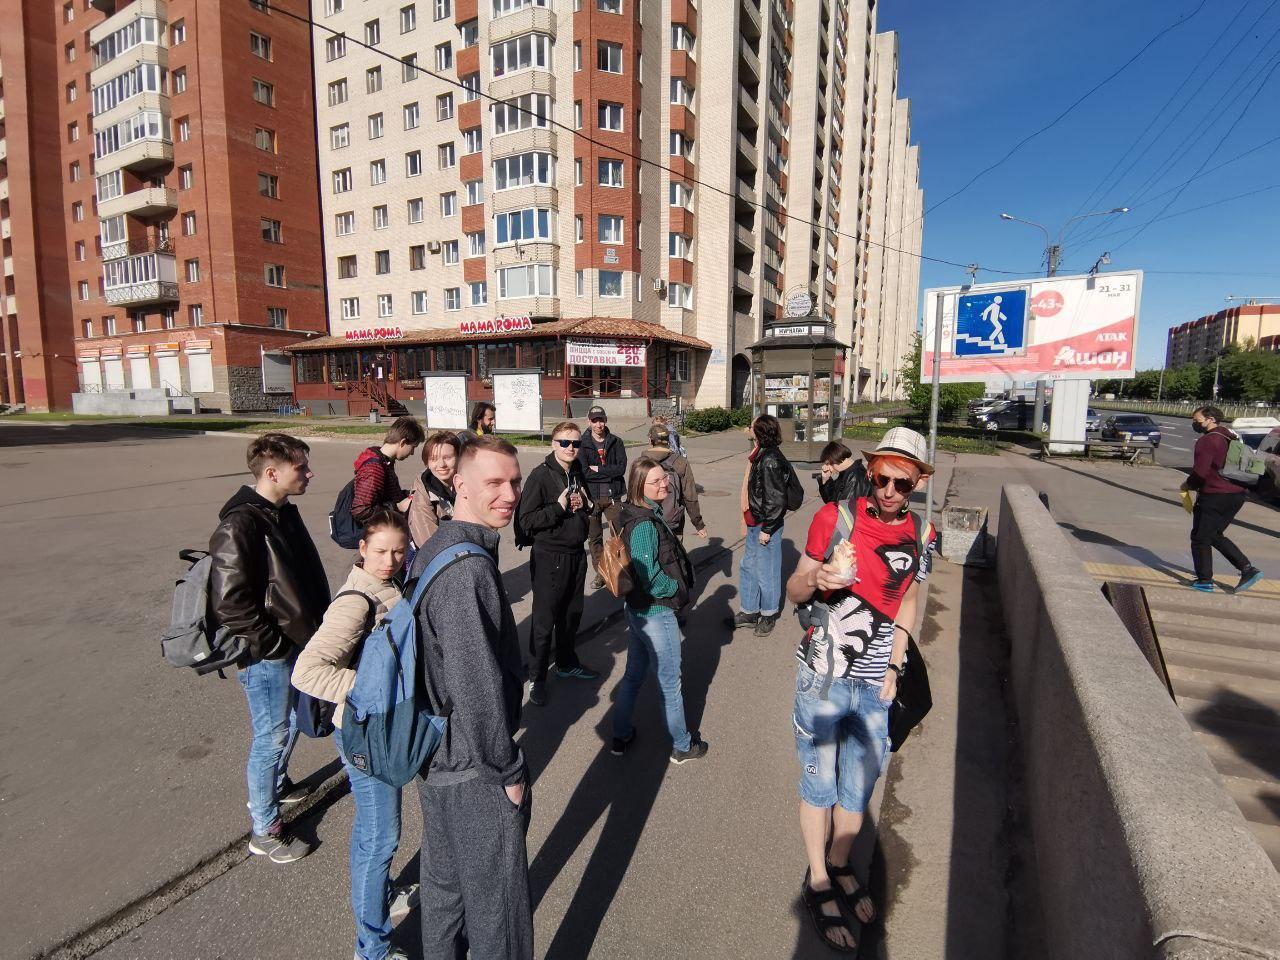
[{"left": 1191, "top": 421, "right": 1208, "bottom": 434}]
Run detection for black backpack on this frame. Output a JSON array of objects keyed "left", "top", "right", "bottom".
[
  {"left": 659, "top": 454, "right": 685, "bottom": 526},
  {"left": 329, "top": 480, "right": 363, "bottom": 549},
  {"left": 784, "top": 460, "right": 805, "bottom": 512}
]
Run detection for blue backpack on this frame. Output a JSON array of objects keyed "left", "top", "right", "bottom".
[{"left": 338, "top": 540, "right": 493, "bottom": 787}]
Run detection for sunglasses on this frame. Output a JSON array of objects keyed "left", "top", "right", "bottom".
[
  {"left": 870, "top": 473, "right": 916, "bottom": 495},
  {"left": 555, "top": 439, "right": 583, "bottom": 449}
]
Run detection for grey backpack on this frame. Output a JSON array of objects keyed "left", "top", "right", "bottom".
[
  {"left": 161, "top": 549, "right": 251, "bottom": 676},
  {"left": 1221, "top": 434, "right": 1265, "bottom": 486}
]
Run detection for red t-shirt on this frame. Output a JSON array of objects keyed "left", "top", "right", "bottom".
[{"left": 798, "top": 497, "right": 935, "bottom": 681}]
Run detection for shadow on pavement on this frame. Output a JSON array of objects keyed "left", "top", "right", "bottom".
[
  {"left": 1192, "top": 689, "right": 1280, "bottom": 816},
  {"left": 1056, "top": 522, "right": 1194, "bottom": 584}
]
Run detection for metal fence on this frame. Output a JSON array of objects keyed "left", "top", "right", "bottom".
[{"left": 1093, "top": 398, "right": 1280, "bottom": 420}]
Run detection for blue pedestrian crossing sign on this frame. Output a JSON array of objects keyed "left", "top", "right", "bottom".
[{"left": 955, "top": 288, "right": 1027, "bottom": 356}]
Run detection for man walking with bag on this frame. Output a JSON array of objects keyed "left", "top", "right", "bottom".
[
  {"left": 579, "top": 406, "right": 627, "bottom": 589},
  {"left": 411, "top": 436, "right": 533, "bottom": 959}
]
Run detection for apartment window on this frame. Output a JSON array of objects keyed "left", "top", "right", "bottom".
[
  {"left": 495, "top": 208, "right": 553, "bottom": 245},
  {"left": 470, "top": 281, "right": 488, "bottom": 306},
  {"left": 403, "top": 151, "right": 421, "bottom": 177},
  {"left": 407, "top": 197, "right": 424, "bottom": 223},
  {"left": 575, "top": 270, "right": 584, "bottom": 296},
  {"left": 66, "top": 81, "right": 78, "bottom": 103},
  {"left": 375, "top": 250, "right": 391, "bottom": 275},
  {"left": 83, "top": 319, "right": 94, "bottom": 338},
  {"left": 598, "top": 101, "right": 623, "bottom": 131},
  {"left": 68, "top": 122, "right": 80, "bottom": 143},
  {"left": 326, "top": 35, "right": 346, "bottom": 61},
  {"left": 444, "top": 288, "right": 462, "bottom": 311},
  {"left": 670, "top": 77, "right": 693, "bottom": 106},
  {"left": 461, "top": 73, "right": 480, "bottom": 101},
  {"left": 670, "top": 181, "right": 692, "bottom": 207},
  {"left": 258, "top": 173, "right": 279, "bottom": 198},
  {"left": 598, "top": 270, "right": 623, "bottom": 298},
  {"left": 337, "top": 254, "right": 358, "bottom": 278},
  {"left": 132, "top": 315, "right": 147, "bottom": 334},
  {"left": 327, "top": 78, "right": 348, "bottom": 106},
  {"left": 438, "top": 143, "right": 457, "bottom": 168},
  {"left": 267, "top": 307, "right": 287, "bottom": 329},
  {"left": 378, "top": 294, "right": 394, "bottom": 317},
  {"left": 172, "top": 68, "right": 188, "bottom": 94},
  {"left": 435, "top": 42, "right": 453, "bottom": 70},
  {"left": 64, "top": 2, "right": 74, "bottom": 23},
  {"left": 404, "top": 101, "right": 421, "bottom": 131},
  {"left": 367, "top": 66, "right": 383, "bottom": 94},
  {"left": 493, "top": 0, "right": 549, "bottom": 15},
  {"left": 467, "top": 231, "right": 486, "bottom": 256},
  {"left": 412, "top": 290, "right": 429, "bottom": 314},
  {"left": 264, "top": 264, "right": 286, "bottom": 288},
  {"left": 493, "top": 92, "right": 552, "bottom": 134},
  {"left": 173, "top": 165, "right": 191, "bottom": 190},
  {"left": 400, "top": 4, "right": 416, "bottom": 33},
  {"left": 463, "top": 128, "right": 482, "bottom": 154},
  {"left": 326, "top": 0, "right": 345, "bottom": 12},
  {"left": 410, "top": 245, "right": 427, "bottom": 269},
  {"left": 75, "top": 241, "right": 87, "bottom": 261},
  {"left": 261, "top": 218, "right": 283, "bottom": 243},
  {"left": 597, "top": 41, "right": 623, "bottom": 73},
  {"left": 253, "top": 79, "right": 275, "bottom": 106},
  {"left": 402, "top": 53, "right": 419, "bottom": 81},
  {"left": 250, "top": 31, "right": 271, "bottom": 59},
  {"left": 335, "top": 211, "right": 356, "bottom": 236},
  {"left": 69, "top": 161, "right": 82, "bottom": 183},
  {"left": 250, "top": 0, "right": 268, "bottom": 10},
  {"left": 331, "top": 123, "right": 351, "bottom": 149},
  {"left": 341, "top": 297, "right": 360, "bottom": 320},
  {"left": 333, "top": 167, "right": 353, "bottom": 193},
  {"left": 599, "top": 158, "right": 624, "bottom": 187},
  {"left": 598, "top": 0, "right": 621, "bottom": 10},
  {"left": 498, "top": 263, "right": 555, "bottom": 298},
  {"left": 169, "top": 20, "right": 186, "bottom": 44},
  {"left": 189, "top": 305, "right": 203, "bottom": 326},
  {"left": 71, "top": 201, "right": 84, "bottom": 223},
  {"left": 465, "top": 179, "right": 484, "bottom": 205},
  {"left": 434, "top": 0, "right": 452, "bottom": 18},
  {"left": 671, "top": 24, "right": 695, "bottom": 51},
  {"left": 440, "top": 192, "right": 458, "bottom": 217},
  {"left": 493, "top": 151, "right": 554, "bottom": 189},
  {"left": 255, "top": 126, "right": 276, "bottom": 151},
  {"left": 575, "top": 159, "right": 582, "bottom": 185},
  {"left": 491, "top": 33, "right": 552, "bottom": 77},
  {"left": 364, "top": 19, "right": 381, "bottom": 45},
  {"left": 433, "top": 95, "right": 450, "bottom": 122},
  {"left": 65, "top": 41, "right": 76, "bottom": 63},
  {"left": 574, "top": 101, "right": 583, "bottom": 129},
  {"left": 104, "top": 316, "right": 117, "bottom": 336},
  {"left": 461, "top": 20, "right": 479, "bottom": 47},
  {"left": 669, "top": 232, "right": 692, "bottom": 259},
  {"left": 78, "top": 280, "right": 90, "bottom": 301},
  {"left": 442, "top": 240, "right": 460, "bottom": 265},
  {"left": 373, "top": 205, "right": 390, "bottom": 228},
  {"left": 369, "top": 113, "right": 385, "bottom": 138},
  {"left": 669, "top": 131, "right": 693, "bottom": 158},
  {"left": 598, "top": 215, "right": 624, "bottom": 244},
  {"left": 185, "top": 259, "right": 200, "bottom": 282},
  {"left": 667, "top": 283, "right": 693, "bottom": 310},
  {"left": 370, "top": 159, "right": 387, "bottom": 185},
  {"left": 573, "top": 41, "right": 581, "bottom": 71},
  {"left": 575, "top": 215, "right": 583, "bottom": 242}
]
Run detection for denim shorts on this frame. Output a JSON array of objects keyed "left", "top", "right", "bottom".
[{"left": 793, "top": 664, "right": 892, "bottom": 812}]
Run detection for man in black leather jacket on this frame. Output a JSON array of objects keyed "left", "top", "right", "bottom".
[
  {"left": 209, "top": 433, "right": 331, "bottom": 864},
  {"left": 817, "top": 440, "right": 872, "bottom": 504},
  {"left": 737, "top": 414, "right": 797, "bottom": 636}
]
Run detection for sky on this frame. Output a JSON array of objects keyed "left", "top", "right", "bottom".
[{"left": 876, "top": 0, "right": 1280, "bottom": 370}]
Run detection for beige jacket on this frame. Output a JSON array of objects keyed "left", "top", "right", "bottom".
[
  {"left": 407, "top": 471, "right": 454, "bottom": 546},
  {"left": 292, "top": 564, "right": 401, "bottom": 728}
]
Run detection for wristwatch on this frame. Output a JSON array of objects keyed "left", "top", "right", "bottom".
[{"left": 886, "top": 662, "right": 903, "bottom": 678}]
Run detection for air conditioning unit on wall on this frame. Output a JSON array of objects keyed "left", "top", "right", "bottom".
[
  {"left": 652, "top": 278, "right": 666, "bottom": 294},
  {"left": 427, "top": 241, "right": 442, "bottom": 254}
]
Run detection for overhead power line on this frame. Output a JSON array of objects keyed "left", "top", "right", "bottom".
[{"left": 260, "top": 0, "right": 1038, "bottom": 279}]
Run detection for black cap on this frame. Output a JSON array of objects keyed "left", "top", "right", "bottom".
[{"left": 588, "top": 405, "right": 607, "bottom": 421}]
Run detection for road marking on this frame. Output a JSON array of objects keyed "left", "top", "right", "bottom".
[
  {"left": 1084, "top": 562, "right": 1280, "bottom": 599},
  {"left": 1162, "top": 443, "right": 1191, "bottom": 451}
]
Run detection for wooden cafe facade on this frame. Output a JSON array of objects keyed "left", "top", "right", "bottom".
[{"left": 284, "top": 316, "right": 712, "bottom": 419}]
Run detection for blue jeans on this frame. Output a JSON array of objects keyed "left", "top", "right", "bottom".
[
  {"left": 238, "top": 655, "right": 300, "bottom": 835},
  {"left": 613, "top": 605, "right": 692, "bottom": 752},
  {"left": 740, "top": 524, "right": 783, "bottom": 616},
  {"left": 793, "top": 665, "right": 892, "bottom": 812},
  {"left": 337, "top": 738, "right": 403, "bottom": 960}
]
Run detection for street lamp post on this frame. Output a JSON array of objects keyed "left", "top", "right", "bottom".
[{"left": 999, "top": 207, "right": 1129, "bottom": 432}]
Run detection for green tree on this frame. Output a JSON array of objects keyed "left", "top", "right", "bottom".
[
  {"left": 1218, "top": 350, "right": 1280, "bottom": 402},
  {"left": 899, "top": 334, "right": 985, "bottom": 420},
  {"left": 1128, "top": 369, "right": 1163, "bottom": 399},
  {"left": 1165, "top": 364, "right": 1202, "bottom": 401}
]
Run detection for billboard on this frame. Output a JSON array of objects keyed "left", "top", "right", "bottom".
[{"left": 921, "top": 271, "right": 1141, "bottom": 383}]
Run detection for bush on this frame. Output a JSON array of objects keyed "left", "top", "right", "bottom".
[
  {"left": 729, "top": 406, "right": 754, "bottom": 427},
  {"left": 683, "top": 406, "right": 733, "bottom": 433}
]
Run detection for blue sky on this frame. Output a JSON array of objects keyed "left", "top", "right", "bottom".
[{"left": 877, "top": 0, "right": 1280, "bottom": 370}]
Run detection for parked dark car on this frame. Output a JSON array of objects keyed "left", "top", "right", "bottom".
[
  {"left": 1257, "top": 426, "right": 1280, "bottom": 502},
  {"left": 1101, "top": 414, "right": 1162, "bottom": 448},
  {"left": 972, "top": 399, "right": 1035, "bottom": 431}
]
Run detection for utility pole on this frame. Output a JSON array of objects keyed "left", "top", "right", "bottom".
[{"left": 1157, "top": 367, "right": 1165, "bottom": 402}]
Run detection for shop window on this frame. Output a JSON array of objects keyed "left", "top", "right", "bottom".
[{"left": 296, "top": 353, "right": 325, "bottom": 384}]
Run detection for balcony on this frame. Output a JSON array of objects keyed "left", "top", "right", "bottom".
[
  {"left": 740, "top": 0, "right": 762, "bottom": 38},
  {"left": 671, "top": 0, "right": 697, "bottom": 28},
  {"left": 490, "top": 127, "right": 556, "bottom": 158},
  {"left": 738, "top": 87, "right": 760, "bottom": 127},
  {"left": 735, "top": 222, "right": 755, "bottom": 251},
  {"left": 100, "top": 136, "right": 173, "bottom": 175},
  {"left": 90, "top": 0, "right": 117, "bottom": 12},
  {"left": 739, "top": 37, "right": 761, "bottom": 82},
  {"left": 4, "top": 256, "right": 11, "bottom": 277},
  {"left": 734, "top": 175, "right": 758, "bottom": 207},
  {"left": 494, "top": 296, "right": 559, "bottom": 319},
  {"left": 671, "top": 50, "right": 696, "bottom": 85},
  {"left": 98, "top": 186, "right": 177, "bottom": 221},
  {"left": 489, "top": 6, "right": 555, "bottom": 44},
  {"left": 737, "top": 130, "right": 758, "bottom": 167},
  {"left": 489, "top": 71, "right": 555, "bottom": 103},
  {"left": 0, "top": 141, "right": 6, "bottom": 162},
  {"left": 104, "top": 249, "right": 178, "bottom": 306},
  {"left": 734, "top": 268, "right": 755, "bottom": 294},
  {"left": 105, "top": 279, "right": 179, "bottom": 307},
  {"left": 2, "top": 218, "right": 9, "bottom": 240},
  {"left": 101, "top": 235, "right": 174, "bottom": 263},
  {"left": 493, "top": 243, "right": 558, "bottom": 269},
  {"left": 0, "top": 181, "right": 8, "bottom": 202},
  {"left": 90, "top": 40, "right": 168, "bottom": 87},
  {"left": 93, "top": 91, "right": 169, "bottom": 133}
]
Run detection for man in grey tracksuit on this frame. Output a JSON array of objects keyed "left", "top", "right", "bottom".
[{"left": 410, "top": 437, "right": 532, "bottom": 960}]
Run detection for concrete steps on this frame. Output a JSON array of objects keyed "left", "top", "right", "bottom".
[{"left": 1128, "top": 586, "right": 1280, "bottom": 870}]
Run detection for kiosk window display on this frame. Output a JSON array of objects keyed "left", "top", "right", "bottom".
[{"left": 749, "top": 319, "right": 847, "bottom": 460}]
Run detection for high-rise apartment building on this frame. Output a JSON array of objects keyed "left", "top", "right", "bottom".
[
  {"left": 0, "top": 0, "right": 327, "bottom": 412},
  {"left": 1166, "top": 303, "right": 1280, "bottom": 369},
  {"left": 296, "top": 0, "right": 921, "bottom": 417}
]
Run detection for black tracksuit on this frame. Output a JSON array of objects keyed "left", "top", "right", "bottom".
[
  {"left": 578, "top": 427, "right": 627, "bottom": 573},
  {"left": 517, "top": 453, "right": 592, "bottom": 682}
]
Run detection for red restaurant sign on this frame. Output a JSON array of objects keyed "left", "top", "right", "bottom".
[
  {"left": 458, "top": 315, "right": 532, "bottom": 335},
  {"left": 344, "top": 326, "right": 405, "bottom": 342}
]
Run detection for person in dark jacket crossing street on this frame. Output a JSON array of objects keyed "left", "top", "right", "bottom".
[
  {"left": 517, "top": 421, "right": 599, "bottom": 706},
  {"left": 209, "top": 433, "right": 331, "bottom": 864},
  {"left": 410, "top": 436, "right": 533, "bottom": 960},
  {"left": 578, "top": 405, "right": 628, "bottom": 589}
]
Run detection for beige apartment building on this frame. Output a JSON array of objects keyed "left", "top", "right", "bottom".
[
  {"left": 1166, "top": 303, "right": 1280, "bottom": 369},
  {"left": 296, "top": 0, "right": 922, "bottom": 417}
]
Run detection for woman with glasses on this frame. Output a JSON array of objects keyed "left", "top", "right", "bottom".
[
  {"left": 608, "top": 457, "right": 707, "bottom": 763},
  {"left": 516, "top": 421, "right": 599, "bottom": 707},
  {"left": 783, "top": 427, "right": 937, "bottom": 953}
]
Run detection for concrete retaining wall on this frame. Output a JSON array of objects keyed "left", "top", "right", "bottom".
[{"left": 997, "top": 484, "right": 1280, "bottom": 960}]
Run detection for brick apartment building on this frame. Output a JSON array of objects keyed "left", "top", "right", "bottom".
[
  {"left": 0, "top": 0, "right": 327, "bottom": 412},
  {"left": 1165, "top": 303, "right": 1280, "bottom": 369},
  {"left": 288, "top": 0, "right": 923, "bottom": 418}
]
